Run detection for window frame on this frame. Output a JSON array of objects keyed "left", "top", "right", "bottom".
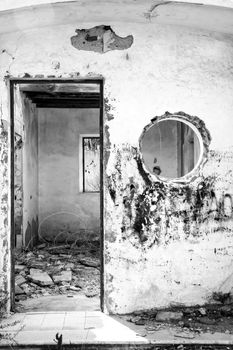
[
  {"left": 139, "top": 116, "right": 204, "bottom": 183},
  {"left": 79, "top": 134, "right": 100, "bottom": 193}
]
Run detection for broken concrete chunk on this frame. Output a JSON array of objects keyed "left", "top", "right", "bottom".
[
  {"left": 20, "top": 283, "right": 33, "bottom": 295},
  {"left": 71, "top": 25, "right": 133, "bottom": 53},
  {"left": 15, "top": 285, "right": 25, "bottom": 295},
  {"left": 15, "top": 264, "right": 26, "bottom": 273},
  {"left": 29, "top": 268, "right": 53, "bottom": 286},
  {"left": 85, "top": 290, "right": 98, "bottom": 298},
  {"left": 52, "top": 270, "right": 72, "bottom": 284},
  {"left": 130, "top": 316, "right": 142, "bottom": 323},
  {"left": 28, "top": 261, "right": 46, "bottom": 269},
  {"left": 15, "top": 294, "right": 27, "bottom": 301},
  {"left": 174, "top": 332, "right": 195, "bottom": 340},
  {"left": 15, "top": 274, "right": 26, "bottom": 286},
  {"left": 198, "top": 307, "right": 206, "bottom": 316},
  {"left": 145, "top": 326, "right": 157, "bottom": 332},
  {"left": 135, "top": 318, "right": 146, "bottom": 326},
  {"left": 66, "top": 263, "right": 75, "bottom": 269},
  {"left": 78, "top": 257, "right": 100, "bottom": 268},
  {"left": 198, "top": 317, "right": 216, "bottom": 325},
  {"left": 69, "top": 286, "right": 81, "bottom": 291},
  {"left": 156, "top": 311, "right": 183, "bottom": 322}
]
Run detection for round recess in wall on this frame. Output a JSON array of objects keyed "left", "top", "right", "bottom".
[{"left": 139, "top": 116, "right": 205, "bottom": 181}]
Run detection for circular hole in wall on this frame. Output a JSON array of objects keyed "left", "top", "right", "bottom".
[{"left": 140, "top": 118, "right": 203, "bottom": 180}]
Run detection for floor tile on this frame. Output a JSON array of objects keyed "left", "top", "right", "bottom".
[
  {"left": 13, "top": 330, "right": 59, "bottom": 345},
  {"left": 63, "top": 313, "right": 86, "bottom": 330},
  {"left": 61, "top": 330, "right": 89, "bottom": 343},
  {"left": 40, "top": 313, "right": 66, "bottom": 330},
  {"left": 84, "top": 316, "right": 104, "bottom": 329},
  {"left": 18, "top": 313, "right": 46, "bottom": 331}
]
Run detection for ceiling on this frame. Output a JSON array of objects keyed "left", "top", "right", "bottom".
[
  {"left": 1, "top": 0, "right": 233, "bottom": 12},
  {"left": 1, "top": 1, "right": 233, "bottom": 35},
  {"left": 20, "top": 83, "right": 101, "bottom": 108}
]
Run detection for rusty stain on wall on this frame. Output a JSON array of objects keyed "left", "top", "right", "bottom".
[{"left": 71, "top": 25, "right": 133, "bottom": 53}]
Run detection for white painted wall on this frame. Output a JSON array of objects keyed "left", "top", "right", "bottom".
[
  {"left": 0, "top": 1, "right": 233, "bottom": 313},
  {"left": 38, "top": 108, "right": 100, "bottom": 243}
]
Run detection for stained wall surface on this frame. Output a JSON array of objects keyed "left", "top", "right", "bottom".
[
  {"left": 38, "top": 108, "right": 100, "bottom": 243},
  {"left": 22, "top": 97, "right": 39, "bottom": 248},
  {"left": 0, "top": 1, "right": 233, "bottom": 314}
]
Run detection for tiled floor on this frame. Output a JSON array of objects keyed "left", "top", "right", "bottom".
[
  {"left": 0, "top": 311, "right": 147, "bottom": 347},
  {"left": 1, "top": 311, "right": 233, "bottom": 348}
]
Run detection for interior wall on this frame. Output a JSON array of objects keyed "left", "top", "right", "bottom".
[
  {"left": 14, "top": 133, "right": 23, "bottom": 244},
  {"left": 22, "top": 97, "right": 39, "bottom": 249},
  {"left": 14, "top": 88, "right": 24, "bottom": 248},
  {"left": 1, "top": 1, "right": 233, "bottom": 314},
  {"left": 38, "top": 108, "right": 100, "bottom": 243},
  {"left": 141, "top": 121, "right": 178, "bottom": 178}
]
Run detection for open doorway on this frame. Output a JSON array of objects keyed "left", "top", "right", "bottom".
[{"left": 10, "top": 79, "right": 104, "bottom": 312}]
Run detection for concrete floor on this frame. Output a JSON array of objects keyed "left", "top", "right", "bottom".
[
  {"left": 1, "top": 311, "right": 233, "bottom": 348},
  {"left": 0, "top": 311, "right": 147, "bottom": 348},
  {"left": 16, "top": 294, "right": 100, "bottom": 312}
]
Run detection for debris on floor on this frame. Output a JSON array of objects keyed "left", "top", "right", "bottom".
[
  {"left": 14, "top": 242, "right": 100, "bottom": 310},
  {"left": 122, "top": 299, "right": 233, "bottom": 337}
]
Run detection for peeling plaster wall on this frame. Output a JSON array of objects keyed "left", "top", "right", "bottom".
[
  {"left": 0, "top": 3, "right": 233, "bottom": 313},
  {"left": 38, "top": 108, "right": 100, "bottom": 243},
  {"left": 14, "top": 88, "right": 24, "bottom": 248},
  {"left": 0, "top": 119, "right": 10, "bottom": 313},
  {"left": 22, "top": 97, "right": 39, "bottom": 249}
]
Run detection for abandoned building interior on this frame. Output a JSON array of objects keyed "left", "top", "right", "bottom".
[
  {"left": 13, "top": 82, "right": 102, "bottom": 311},
  {"left": 1, "top": 0, "right": 233, "bottom": 346}
]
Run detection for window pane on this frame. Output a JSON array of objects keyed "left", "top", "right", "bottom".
[{"left": 83, "top": 137, "right": 100, "bottom": 192}]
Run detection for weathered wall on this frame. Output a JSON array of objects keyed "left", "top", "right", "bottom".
[
  {"left": 22, "top": 97, "right": 39, "bottom": 249},
  {"left": 38, "top": 108, "right": 100, "bottom": 243},
  {"left": 0, "top": 1, "right": 233, "bottom": 313},
  {"left": 14, "top": 133, "right": 23, "bottom": 244},
  {"left": 0, "top": 118, "right": 10, "bottom": 312},
  {"left": 14, "top": 88, "right": 24, "bottom": 248}
]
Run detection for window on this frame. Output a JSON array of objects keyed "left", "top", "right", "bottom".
[
  {"left": 81, "top": 136, "right": 100, "bottom": 192},
  {"left": 140, "top": 118, "right": 202, "bottom": 180}
]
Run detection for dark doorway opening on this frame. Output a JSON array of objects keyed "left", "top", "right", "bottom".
[{"left": 10, "top": 78, "right": 104, "bottom": 312}]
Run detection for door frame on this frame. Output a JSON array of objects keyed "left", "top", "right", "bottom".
[{"left": 9, "top": 77, "right": 104, "bottom": 311}]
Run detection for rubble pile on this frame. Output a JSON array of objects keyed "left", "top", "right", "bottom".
[
  {"left": 14, "top": 242, "right": 100, "bottom": 303},
  {"left": 124, "top": 300, "right": 233, "bottom": 336}
]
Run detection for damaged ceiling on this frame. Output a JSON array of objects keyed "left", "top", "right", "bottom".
[{"left": 20, "top": 83, "right": 100, "bottom": 108}]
